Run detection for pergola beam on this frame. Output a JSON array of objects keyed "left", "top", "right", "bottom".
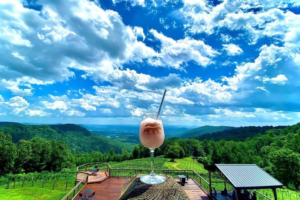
[{"left": 272, "top": 188, "right": 278, "bottom": 200}]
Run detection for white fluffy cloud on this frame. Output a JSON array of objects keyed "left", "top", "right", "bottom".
[
  {"left": 64, "top": 109, "right": 85, "bottom": 117},
  {"left": 131, "top": 108, "right": 147, "bottom": 117},
  {"left": 220, "top": 44, "right": 300, "bottom": 112},
  {"left": 6, "top": 96, "right": 29, "bottom": 115},
  {"left": 26, "top": 109, "right": 50, "bottom": 117},
  {"left": 203, "top": 108, "right": 297, "bottom": 124},
  {"left": 0, "top": 0, "right": 157, "bottom": 94},
  {"left": 112, "top": 0, "right": 145, "bottom": 7},
  {"left": 42, "top": 101, "right": 68, "bottom": 111},
  {"left": 149, "top": 30, "right": 218, "bottom": 69},
  {"left": 7, "top": 96, "right": 29, "bottom": 108},
  {"left": 0, "top": 0, "right": 219, "bottom": 98},
  {"left": 133, "top": 27, "right": 146, "bottom": 41},
  {"left": 180, "top": 0, "right": 243, "bottom": 34},
  {"left": 180, "top": 0, "right": 300, "bottom": 48},
  {"left": 223, "top": 44, "right": 243, "bottom": 56},
  {"left": 262, "top": 74, "right": 288, "bottom": 85},
  {"left": 0, "top": 96, "right": 51, "bottom": 117},
  {"left": 220, "top": 8, "right": 300, "bottom": 45}
]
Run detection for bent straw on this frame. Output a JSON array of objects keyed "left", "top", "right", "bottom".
[{"left": 156, "top": 89, "right": 167, "bottom": 119}]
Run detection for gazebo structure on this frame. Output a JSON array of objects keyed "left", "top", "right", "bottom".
[{"left": 215, "top": 164, "right": 283, "bottom": 200}]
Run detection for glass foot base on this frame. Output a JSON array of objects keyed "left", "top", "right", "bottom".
[{"left": 140, "top": 174, "right": 166, "bottom": 185}]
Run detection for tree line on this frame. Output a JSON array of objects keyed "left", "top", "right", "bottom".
[{"left": 1, "top": 123, "right": 299, "bottom": 191}]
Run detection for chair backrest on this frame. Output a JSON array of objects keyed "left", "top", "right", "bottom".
[{"left": 89, "top": 192, "right": 95, "bottom": 197}]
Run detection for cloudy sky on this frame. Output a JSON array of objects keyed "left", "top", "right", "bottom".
[{"left": 0, "top": 0, "right": 299, "bottom": 126}]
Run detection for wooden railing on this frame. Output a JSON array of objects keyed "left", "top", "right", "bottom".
[
  {"left": 254, "top": 190, "right": 273, "bottom": 200},
  {"left": 109, "top": 168, "right": 194, "bottom": 177},
  {"left": 64, "top": 163, "right": 213, "bottom": 200},
  {"left": 76, "top": 162, "right": 111, "bottom": 172},
  {"left": 61, "top": 174, "right": 88, "bottom": 200}
]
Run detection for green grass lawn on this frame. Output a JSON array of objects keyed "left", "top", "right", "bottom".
[
  {"left": 0, "top": 187, "right": 67, "bottom": 200},
  {"left": 164, "top": 157, "right": 207, "bottom": 174},
  {"left": 0, "top": 176, "right": 76, "bottom": 200},
  {"left": 108, "top": 157, "right": 169, "bottom": 177},
  {"left": 109, "top": 157, "right": 168, "bottom": 169}
]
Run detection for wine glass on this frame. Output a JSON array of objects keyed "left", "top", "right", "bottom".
[{"left": 139, "top": 113, "right": 166, "bottom": 185}]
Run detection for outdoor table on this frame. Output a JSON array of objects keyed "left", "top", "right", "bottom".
[
  {"left": 84, "top": 189, "right": 92, "bottom": 194},
  {"left": 178, "top": 175, "right": 186, "bottom": 182},
  {"left": 92, "top": 168, "right": 97, "bottom": 171},
  {"left": 84, "top": 189, "right": 92, "bottom": 199}
]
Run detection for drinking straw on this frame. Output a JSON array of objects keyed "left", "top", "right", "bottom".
[{"left": 156, "top": 89, "right": 167, "bottom": 119}]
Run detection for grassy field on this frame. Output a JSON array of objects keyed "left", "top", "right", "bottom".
[
  {"left": 0, "top": 173, "right": 76, "bottom": 200},
  {"left": 164, "top": 157, "right": 207, "bottom": 174},
  {"left": 109, "top": 157, "right": 168, "bottom": 169},
  {"left": 0, "top": 182, "right": 70, "bottom": 200},
  {"left": 108, "top": 157, "right": 169, "bottom": 177}
]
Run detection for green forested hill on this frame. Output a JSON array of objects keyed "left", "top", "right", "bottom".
[
  {"left": 0, "top": 122, "right": 21, "bottom": 127},
  {"left": 194, "top": 125, "right": 287, "bottom": 141},
  {"left": 176, "top": 125, "right": 234, "bottom": 139},
  {"left": 0, "top": 123, "right": 132, "bottom": 153}
]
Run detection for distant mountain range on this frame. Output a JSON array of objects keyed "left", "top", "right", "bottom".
[
  {"left": 0, "top": 123, "right": 132, "bottom": 153},
  {"left": 176, "top": 125, "right": 234, "bottom": 139},
  {"left": 0, "top": 122, "right": 21, "bottom": 126},
  {"left": 194, "top": 125, "right": 287, "bottom": 141},
  {"left": 81, "top": 124, "right": 192, "bottom": 138}
]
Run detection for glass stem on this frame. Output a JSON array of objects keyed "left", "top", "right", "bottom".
[{"left": 150, "top": 148, "right": 155, "bottom": 175}]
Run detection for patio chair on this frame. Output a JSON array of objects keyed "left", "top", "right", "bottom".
[
  {"left": 79, "top": 193, "right": 85, "bottom": 200},
  {"left": 181, "top": 178, "right": 186, "bottom": 186},
  {"left": 88, "top": 192, "right": 95, "bottom": 199}
]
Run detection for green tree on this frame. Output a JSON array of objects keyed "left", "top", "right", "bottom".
[
  {"left": 166, "top": 145, "right": 183, "bottom": 162},
  {"left": 90, "top": 151, "right": 104, "bottom": 162},
  {"left": 178, "top": 140, "right": 188, "bottom": 157},
  {"left": 270, "top": 148, "right": 300, "bottom": 189},
  {"left": 49, "top": 141, "right": 73, "bottom": 171},
  {"left": 286, "top": 133, "right": 300, "bottom": 153},
  {"left": 15, "top": 140, "right": 32, "bottom": 173},
  {"left": 109, "top": 149, "right": 115, "bottom": 157},
  {"left": 132, "top": 146, "right": 140, "bottom": 159},
  {"left": 138, "top": 144, "right": 150, "bottom": 158},
  {"left": 121, "top": 149, "right": 131, "bottom": 161},
  {"left": 197, "top": 156, "right": 216, "bottom": 172},
  {"left": 26, "top": 137, "right": 52, "bottom": 172},
  {"left": 0, "top": 132, "right": 17, "bottom": 175}
]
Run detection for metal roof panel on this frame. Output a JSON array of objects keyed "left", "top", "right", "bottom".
[{"left": 216, "top": 164, "right": 283, "bottom": 189}]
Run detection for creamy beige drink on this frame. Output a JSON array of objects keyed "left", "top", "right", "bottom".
[
  {"left": 139, "top": 90, "right": 167, "bottom": 185},
  {"left": 139, "top": 117, "right": 165, "bottom": 149}
]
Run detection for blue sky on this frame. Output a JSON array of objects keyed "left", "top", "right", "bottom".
[{"left": 0, "top": 0, "right": 300, "bottom": 126}]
